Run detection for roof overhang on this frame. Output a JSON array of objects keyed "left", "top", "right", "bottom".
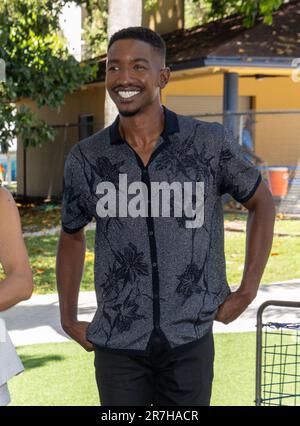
[
  {"left": 205, "top": 56, "right": 297, "bottom": 69},
  {"left": 170, "top": 57, "right": 299, "bottom": 79},
  {"left": 83, "top": 55, "right": 300, "bottom": 87}
]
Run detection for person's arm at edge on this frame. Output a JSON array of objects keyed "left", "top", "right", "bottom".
[
  {"left": 0, "top": 188, "right": 33, "bottom": 311},
  {"left": 216, "top": 180, "right": 275, "bottom": 324},
  {"left": 56, "top": 228, "right": 94, "bottom": 351}
]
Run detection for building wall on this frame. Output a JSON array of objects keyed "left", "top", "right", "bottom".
[
  {"left": 162, "top": 72, "right": 300, "bottom": 167},
  {"left": 17, "top": 85, "right": 105, "bottom": 198},
  {"left": 18, "top": 69, "right": 300, "bottom": 197},
  {"left": 242, "top": 76, "right": 300, "bottom": 166}
]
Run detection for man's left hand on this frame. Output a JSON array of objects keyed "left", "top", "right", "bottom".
[{"left": 215, "top": 288, "right": 256, "bottom": 325}]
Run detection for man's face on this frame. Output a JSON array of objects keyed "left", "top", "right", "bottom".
[{"left": 106, "top": 39, "right": 169, "bottom": 117}]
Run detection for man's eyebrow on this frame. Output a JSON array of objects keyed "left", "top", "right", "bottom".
[
  {"left": 107, "top": 58, "right": 150, "bottom": 65},
  {"left": 131, "top": 58, "right": 150, "bottom": 64}
]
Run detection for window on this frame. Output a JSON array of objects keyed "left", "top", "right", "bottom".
[{"left": 78, "top": 114, "right": 94, "bottom": 140}]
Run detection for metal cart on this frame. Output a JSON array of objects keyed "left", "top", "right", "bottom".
[{"left": 256, "top": 300, "right": 300, "bottom": 406}]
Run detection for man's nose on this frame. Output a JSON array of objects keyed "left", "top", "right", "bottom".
[{"left": 116, "top": 68, "right": 134, "bottom": 86}]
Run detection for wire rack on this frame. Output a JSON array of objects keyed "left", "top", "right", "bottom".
[{"left": 256, "top": 301, "right": 300, "bottom": 406}]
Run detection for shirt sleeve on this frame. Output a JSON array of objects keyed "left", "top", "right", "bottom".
[
  {"left": 219, "top": 127, "right": 262, "bottom": 203},
  {"left": 61, "top": 148, "right": 94, "bottom": 233}
]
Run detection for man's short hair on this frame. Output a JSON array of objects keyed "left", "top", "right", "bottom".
[{"left": 108, "top": 26, "right": 166, "bottom": 61}]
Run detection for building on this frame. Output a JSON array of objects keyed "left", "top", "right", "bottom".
[{"left": 17, "top": 0, "right": 300, "bottom": 198}]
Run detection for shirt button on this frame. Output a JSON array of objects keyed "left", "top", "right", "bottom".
[
  {"left": 149, "top": 231, "right": 154, "bottom": 236},
  {"left": 153, "top": 294, "right": 159, "bottom": 300},
  {"left": 152, "top": 262, "right": 157, "bottom": 268}
]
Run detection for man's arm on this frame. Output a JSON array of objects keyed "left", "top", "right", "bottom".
[
  {"left": 216, "top": 180, "right": 275, "bottom": 324},
  {"left": 56, "top": 228, "right": 94, "bottom": 351},
  {"left": 0, "top": 188, "right": 33, "bottom": 311}
]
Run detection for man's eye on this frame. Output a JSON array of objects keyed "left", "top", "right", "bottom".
[
  {"left": 108, "top": 66, "right": 119, "bottom": 71},
  {"left": 134, "top": 64, "right": 146, "bottom": 70}
]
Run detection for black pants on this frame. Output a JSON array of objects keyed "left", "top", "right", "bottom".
[{"left": 94, "top": 329, "right": 214, "bottom": 406}]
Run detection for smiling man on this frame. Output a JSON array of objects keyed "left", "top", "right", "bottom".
[{"left": 56, "top": 27, "right": 275, "bottom": 406}]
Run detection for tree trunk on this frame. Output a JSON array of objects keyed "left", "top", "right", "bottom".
[{"left": 105, "top": 0, "right": 142, "bottom": 127}]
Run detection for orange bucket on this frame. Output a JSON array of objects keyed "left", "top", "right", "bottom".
[{"left": 268, "top": 167, "right": 289, "bottom": 197}]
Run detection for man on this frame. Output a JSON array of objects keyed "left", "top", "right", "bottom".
[{"left": 56, "top": 27, "right": 275, "bottom": 406}]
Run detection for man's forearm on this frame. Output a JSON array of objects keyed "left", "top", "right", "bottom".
[
  {"left": 239, "top": 193, "right": 275, "bottom": 301},
  {"left": 216, "top": 182, "right": 275, "bottom": 325},
  {"left": 56, "top": 229, "right": 86, "bottom": 328}
]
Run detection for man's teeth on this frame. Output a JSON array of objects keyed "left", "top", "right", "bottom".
[{"left": 118, "top": 91, "right": 140, "bottom": 98}]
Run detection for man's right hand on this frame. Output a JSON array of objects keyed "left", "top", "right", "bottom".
[{"left": 62, "top": 320, "right": 94, "bottom": 352}]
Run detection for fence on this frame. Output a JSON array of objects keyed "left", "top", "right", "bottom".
[
  {"left": 190, "top": 110, "right": 300, "bottom": 215},
  {"left": 256, "top": 301, "right": 300, "bottom": 406},
  {"left": 15, "top": 109, "right": 300, "bottom": 213}
]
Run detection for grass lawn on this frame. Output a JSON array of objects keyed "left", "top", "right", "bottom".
[
  {"left": 0, "top": 205, "right": 298, "bottom": 293},
  {"left": 9, "top": 342, "right": 99, "bottom": 406},
  {"left": 0, "top": 230, "right": 95, "bottom": 293},
  {"left": 225, "top": 232, "right": 300, "bottom": 284},
  {"left": 19, "top": 203, "right": 62, "bottom": 232},
  {"left": 9, "top": 332, "right": 256, "bottom": 406},
  {"left": 17, "top": 204, "right": 300, "bottom": 235},
  {"left": 1, "top": 228, "right": 299, "bottom": 293},
  {"left": 225, "top": 212, "right": 300, "bottom": 234}
]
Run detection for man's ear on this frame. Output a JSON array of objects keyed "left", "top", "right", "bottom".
[{"left": 159, "top": 67, "right": 170, "bottom": 89}]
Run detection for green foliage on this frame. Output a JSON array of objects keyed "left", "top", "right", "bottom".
[
  {"left": 144, "top": 0, "right": 159, "bottom": 12},
  {"left": 0, "top": 0, "right": 97, "bottom": 152},
  {"left": 80, "top": 0, "right": 159, "bottom": 59},
  {"left": 188, "top": 0, "right": 284, "bottom": 28},
  {"left": 81, "top": 0, "right": 286, "bottom": 59},
  {"left": 185, "top": 0, "right": 211, "bottom": 27},
  {"left": 0, "top": 0, "right": 286, "bottom": 152},
  {"left": 80, "top": 0, "right": 108, "bottom": 59}
]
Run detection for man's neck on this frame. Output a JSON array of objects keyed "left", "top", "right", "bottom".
[{"left": 118, "top": 103, "right": 165, "bottom": 148}]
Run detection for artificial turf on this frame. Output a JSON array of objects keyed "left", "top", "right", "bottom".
[{"left": 9, "top": 332, "right": 256, "bottom": 406}]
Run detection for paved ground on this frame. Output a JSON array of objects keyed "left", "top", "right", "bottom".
[{"left": 1, "top": 280, "right": 300, "bottom": 347}]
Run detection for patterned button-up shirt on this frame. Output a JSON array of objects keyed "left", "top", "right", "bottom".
[{"left": 61, "top": 107, "right": 261, "bottom": 356}]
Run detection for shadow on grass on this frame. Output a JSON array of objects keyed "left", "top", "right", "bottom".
[{"left": 20, "top": 354, "right": 65, "bottom": 370}]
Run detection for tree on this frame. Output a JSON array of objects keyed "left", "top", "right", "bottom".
[
  {"left": 81, "top": 0, "right": 108, "bottom": 59},
  {"left": 185, "top": 0, "right": 285, "bottom": 28},
  {"left": 80, "top": 0, "right": 156, "bottom": 60},
  {"left": 104, "top": 0, "right": 142, "bottom": 126},
  {"left": 0, "top": 0, "right": 97, "bottom": 153},
  {"left": 80, "top": 1, "right": 287, "bottom": 60},
  {"left": 0, "top": 0, "right": 285, "bottom": 153}
]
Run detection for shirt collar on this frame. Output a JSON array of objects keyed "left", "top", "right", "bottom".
[{"left": 109, "top": 106, "right": 179, "bottom": 145}]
